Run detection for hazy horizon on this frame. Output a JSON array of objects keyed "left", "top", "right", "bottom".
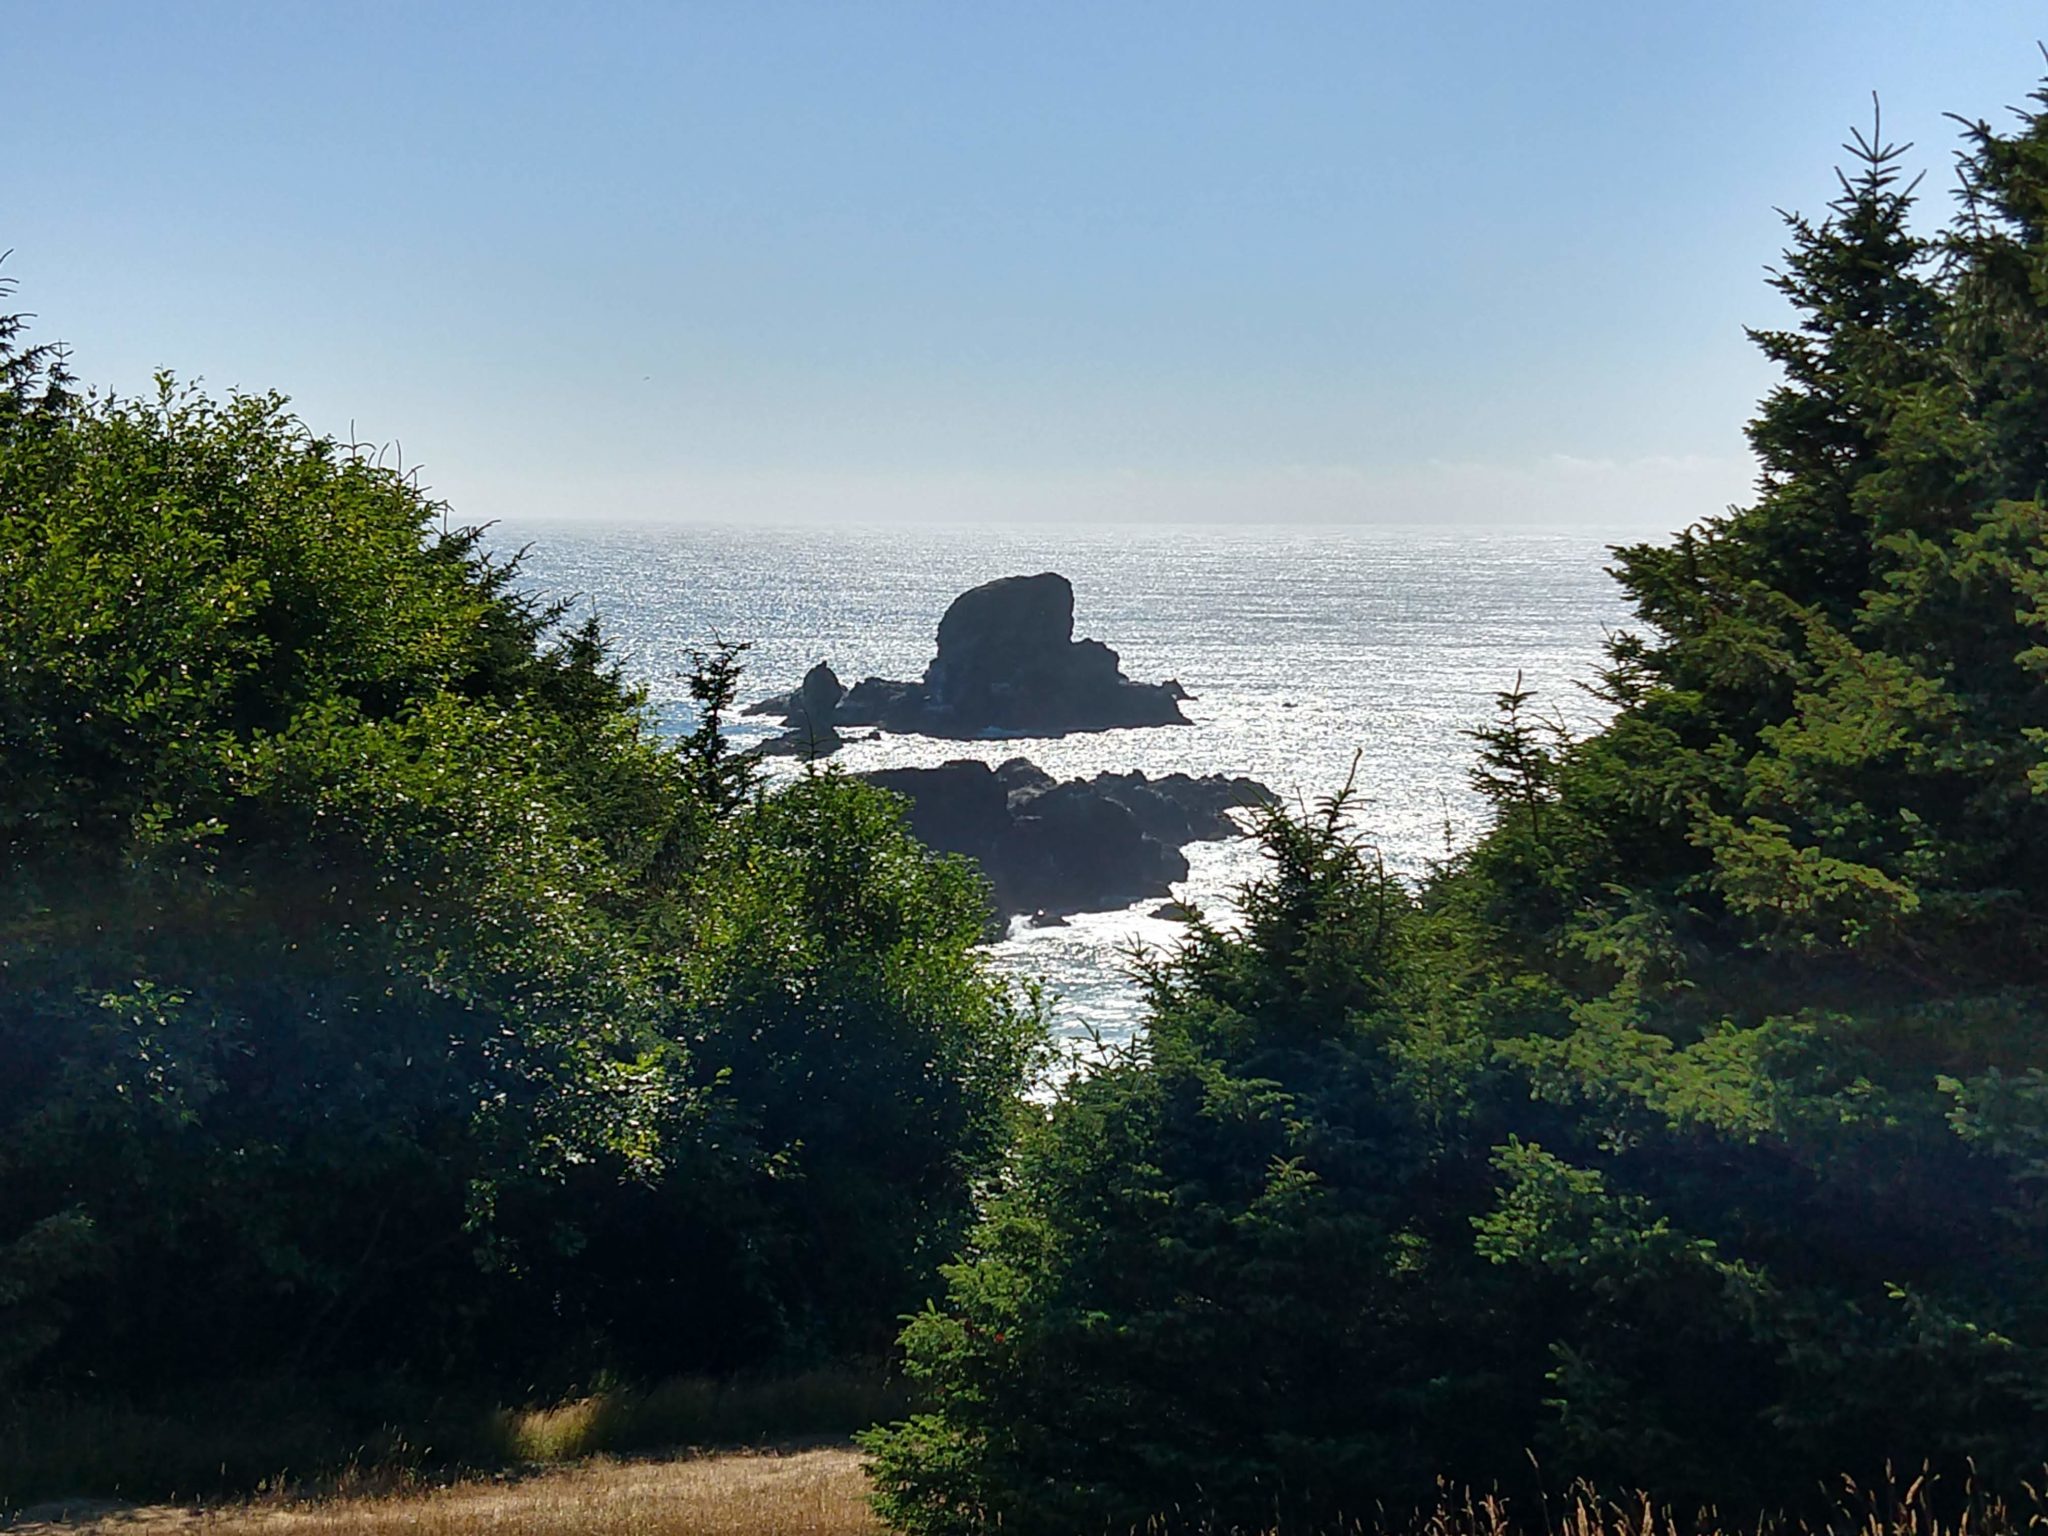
[
  {"left": 9, "top": 3, "right": 2046, "bottom": 533},
  {"left": 477, "top": 451, "right": 1738, "bottom": 535}
]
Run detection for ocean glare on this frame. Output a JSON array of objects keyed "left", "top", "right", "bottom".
[{"left": 493, "top": 520, "right": 1636, "bottom": 1054}]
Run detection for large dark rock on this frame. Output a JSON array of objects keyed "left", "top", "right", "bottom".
[
  {"left": 747, "top": 660, "right": 847, "bottom": 758},
  {"left": 749, "top": 572, "right": 1190, "bottom": 741},
  {"left": 796, "top": 660, "right": 845, "bottom": 722},
  {"left": 861, "top": 761, "right": 1011, "bottom": 871},
  {"left": 1086, "top": 769, "right": 1273, "bottom": 845},
  {"left": 999, "top": 780, "right": 1187, "bottom": 917},
  {"left": 838, "top": 675, "right": 926, "bottom": 733},
  {"left": 856, "top": 758, "right": 1274, "bottom": 923},
  {"left": 994, "top": 756, "right": 1056, "bottom": 804},
  {"left": 921, "top": 573, "right": 1187, "bottom": 735}
]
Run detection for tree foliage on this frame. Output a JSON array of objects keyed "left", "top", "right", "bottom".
[
  {"left": 867, "top": 81, "right": 2048, "bottom": 1532},
  {"left": 0, "top": 321, "right": 1042, "bottom": 1392}
]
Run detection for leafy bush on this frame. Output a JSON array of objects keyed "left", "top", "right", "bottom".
[
  {"left": 0, "top": 298, "right": 1042, "bottom": 1397},
  {"left": 1, "top": 370, "right": 685, "bottom": 1385},
  {"left": 502, "top": 765, "right": 1048, "bottom": 1374}
]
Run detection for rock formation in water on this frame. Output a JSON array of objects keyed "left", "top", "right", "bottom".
[
  {"left": 748, "top": 660, "right": 846, "bottom": 757},
  {"left": 919, "top": 573, "right": 1189, "bottom": 735},
  {"left": 746, "top": 573, "right": 1189, "bottom": 749},
  {"left": 856, "top": 757, "right": 1273, "bottom": 921}
]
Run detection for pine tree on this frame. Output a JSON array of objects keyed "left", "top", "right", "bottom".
[{"left": 0, "top": 256, "right": 74, "bottom": 430}]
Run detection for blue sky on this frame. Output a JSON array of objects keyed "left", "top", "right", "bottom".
[{"left": 7, "top": 3, "right": 2044, "bottom": 529}]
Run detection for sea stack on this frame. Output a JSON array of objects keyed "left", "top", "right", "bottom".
[
  {"left": 920, "top": 573, "right": 1188, "bottom": 735},
  {"left": 748, "top": 571, "right": 1190, "bottom": 746}
]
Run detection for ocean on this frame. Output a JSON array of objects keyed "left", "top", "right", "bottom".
[{"left": 490, "top": 519, "right": 1637, "bottom": 1052}]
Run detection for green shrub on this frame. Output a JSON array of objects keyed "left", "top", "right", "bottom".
[
  {"left": 0, "top": 310, "right": 1042, "bottom": 1401},
  {"left": 497, "top": 768, "right": 1049, "bottom": 1373}
]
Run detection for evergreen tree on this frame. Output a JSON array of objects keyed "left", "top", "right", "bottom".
[{"left": 868, "top": 77, "right": 2048, "bottom": 1533}]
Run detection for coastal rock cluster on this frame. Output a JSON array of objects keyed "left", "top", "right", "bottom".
[
  {"left": 747, "top": 572, "right": 1189, "bottom": 753},
  {"left": 746, "top": 570, "right": 1267, "bottom": 921},
  {"left": 857, "top": 757, "right": 1275, "bottom": 922}
]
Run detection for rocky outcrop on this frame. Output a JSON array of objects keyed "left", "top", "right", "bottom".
[
  {"left": 856, "top": 757, "right": 1274, "bottom": 922},
  {"left": 748, "top": 573, "right": 1189, "bottom": 745},
  {"left": 748, "top": 660, "right": 846, "bottom": 758},
  {"left": 918, "top": 573, "right": 1188, "bottom": 735}
]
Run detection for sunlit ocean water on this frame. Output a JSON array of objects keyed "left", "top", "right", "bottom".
[{"left": 490, "top": 520, "right": 1635, "bottom": 1054}]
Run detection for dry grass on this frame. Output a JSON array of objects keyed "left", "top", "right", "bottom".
[
  {"left": 1124, "top": 1474, "right": 2048, "bottom": 1536},
  {"left": 0, "top": 1370, "right": 903, "bottom": 1510},
  {"left": 7, "top": 1445, "right": 880, "bottom": 1536},
  {"left": 493, "top": 1372, "right": 902, "bottom": 1463},
  {"left": 1397, "top": 1477, "right": 2048, "bottom": 1536},
  {"left": 11, "top": 1454, "right": 2043, "bottom": 1536}
]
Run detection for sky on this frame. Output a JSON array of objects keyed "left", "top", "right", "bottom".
[{"left": 6, "top": 2, "right": 2045, "bottom": 532}]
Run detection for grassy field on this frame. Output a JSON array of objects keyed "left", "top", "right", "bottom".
[{"left": 8, "top": 1445, "right": 879, "bottom": 1536}]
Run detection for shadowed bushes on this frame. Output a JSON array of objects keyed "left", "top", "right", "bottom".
[{"left": 0, "top": 272, "right": 1041, "bottom": 1472}]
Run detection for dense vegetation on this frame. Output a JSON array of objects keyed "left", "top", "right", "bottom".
[
  {"left": 863, "top": 85, "right": 2048, "bottom": 1533},
  {"left": 10, "top": 61, "right": 2048, "bottom": 1536},
  {"left": 0, "top": 288, "right": 1044, "bottom": 1413}
]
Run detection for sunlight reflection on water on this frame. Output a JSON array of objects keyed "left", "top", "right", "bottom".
[{"left": 493, "top": 520, "right": 1633, "bottom": 1057}]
